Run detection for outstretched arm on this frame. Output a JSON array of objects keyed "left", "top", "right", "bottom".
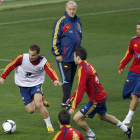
[
  {"left": 1, "top": 54, "right": 23, "bottom": 80},
  {"left": 44, "top": 61, "right": 62, "bottom": 86}
]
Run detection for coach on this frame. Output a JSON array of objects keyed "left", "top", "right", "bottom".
[{"left": 51, "top": 1, "right": 82, "bottom": 108}]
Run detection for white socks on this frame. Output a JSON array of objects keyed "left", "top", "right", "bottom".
[
  {"left": 116, "top": 121, "right": 128, "bottom": 132},
  {"left": 86, "top": 129, "right": 96, "bottom": 137},
  {"left": 126, "top": 109, "right": 135, "bottom": 120},
  {"left": 44, "top": 117, "right": 52, "bottom": 128}
]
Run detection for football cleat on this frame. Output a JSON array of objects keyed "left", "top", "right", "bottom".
[
  {"left": 61, "top": 103, "right": 68, "bottom": 108},
  {"left": 66, "top": 104, "right": 71, "bottom": 110},
  {"left": 124, "top": 126, "right": 134, "bottom": 139},
  {"left": 85, "top": 135, "right": 97, "bottom": 140},
  {"left": 123, "top": 116, "right": 131, "bottom": 124},
  {"left": 47, "top": 126, "right": 54, "bottom": 133},
  {"left": 43, "top": 100, "right": 49, "bottom": 107},
  {"left": 42, "top": 97, "right": 49, "bottom": 107}
]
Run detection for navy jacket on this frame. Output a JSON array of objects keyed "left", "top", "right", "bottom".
[{"left": 51, "top": 11, "right": 82, "bottom": 62}]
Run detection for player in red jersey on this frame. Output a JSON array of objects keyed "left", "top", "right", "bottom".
[
  {"left": 53, "top": 110, "right": 85, "bottom": 140},
  {"left": 0, "top": 44, "right": 62, "bottom": 133},
  {"left": 118, "top": 20, "right": 140, "bottom": 124},
  {"left": 66, "top": 48, "right": 133, "bottom": 139}
]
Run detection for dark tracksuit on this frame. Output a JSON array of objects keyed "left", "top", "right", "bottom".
[{"left": 51, "top": 11, "right": 82, "bottom": 104}]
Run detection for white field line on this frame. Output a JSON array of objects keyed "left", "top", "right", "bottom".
[
  {"left": 0, "top": 59, "right": 10, "bottom": 70},
  {"left": 0, "top": 59, "right": 11, "bottom": 61},
  {"left": 0, "top": 7, "right": 140, "bottom": 26},
  {"left": 0, "top": 7, "right": 140, "bottom": 68}
]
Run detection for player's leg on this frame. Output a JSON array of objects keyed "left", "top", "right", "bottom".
[
  {"left": 73, "top": 101, "right": 97, "bottom": 140},
  {"left": 25, "top": 101, "right": 36, "bottom": 113},
  {"left": 122, "top": 71, "right": 139, "bottom": 124},
  {"left": 19, "top": 86, "right": 36, "bottom": 113},
  {"left": 97, "top": 98, "right": 134, "bottom": 139},
  {"left": 122, "top": 71, "right": 137, "bottom": 99},
  {"left": 126, "top": 78, "right": 140, "bottom": 123},
  {"left": 98, "top": 113, "right": 134, "bottom": 138},
  {"left": 34, "top": 93, "right": 54, "bottom": 133},
  {"left": 34, "top": 93, "right": 49, "bottom": 118},
  {"left": 73, "top": 111, "right": 90, "bottom": 131},
  {"left": 73, "top": 111, "right": 96, "bottom": 140},
  {"left": 19, "top": 86, "right": 53, "bottom": 133},
  {"left": 130, "top": 95, "right": 139, "bottom": 110},
  {"left": 41, "top": 85, "right": 49, "bottom": 107}
]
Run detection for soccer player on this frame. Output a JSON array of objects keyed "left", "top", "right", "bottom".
[
  {"left": 118, "top": 20, "right": 140, "bottom": 124},
  {"left": 66, "top": 48, "right": 134, "bottom": 139},
  {"left": 0, "top": 44, "right": 62, "bottom": 133},
  {"left": 53, "top": 110, "right": 85, "bottom": 140},
  {"left": 51, "top": 1, "right": 82, "bottom": 108}
]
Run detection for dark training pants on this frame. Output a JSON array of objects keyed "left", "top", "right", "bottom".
[{"left": 57, "top": 61, "right": 77, "bottom": 103}]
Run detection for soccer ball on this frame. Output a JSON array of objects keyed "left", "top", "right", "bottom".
[{"left": 2, "top": 120, "right": 16, "bottom": 134}]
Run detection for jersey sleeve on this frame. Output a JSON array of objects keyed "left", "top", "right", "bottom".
[
  {"left": 69, "top": 91, "right": 76, "bottom": 99},
  {"left": 118, "top": 39, "right": 134, "bottom": 70},
  {"left": 71, "top": 66, "right": 86, "bottom": 110},
  {"left": 44, "top": 61, "right": 59, "bottom": 81},
  {"left": 1, "top": 54, "right": 23, "bottom": 79},
  {"left": 51, "top": 17, "right": 65, "bottom": 56}
]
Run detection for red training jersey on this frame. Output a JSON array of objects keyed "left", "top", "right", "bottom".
[
  {"left": 1, "top": 54, "right": 59, "bottom": 81},
  {"left": 118, "top": 36, "right": 140, "bottom": 73},
  {"left": 70, "top": 60, "right": 107, "bottom": 110},
  {"left": 53, "top": 125, "right": 85, "bottom": 140}
]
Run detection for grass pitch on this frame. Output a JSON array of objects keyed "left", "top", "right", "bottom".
[{"left": 0, "top": 0, "right": 140, "bottom": 139}]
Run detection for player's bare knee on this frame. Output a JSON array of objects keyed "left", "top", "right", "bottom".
[
  {"left": 73, "top": 115, "right": 82, "bottom": 124},
  {"left": 99, "top": 116, "right": 104, "bottom": 120},
  {"left": 73, "top": 115, "right": 77, "bottom": 122},
  {"left": 100, "top": 117, "right": 107, "bottom": 121},
  {"left": 132, "top": 95, "right": 138, "bottom": 99},
  {"left": 73, "top": 115, "right": 78, "bottom": 123},
  {"left": 35, "top": 102, "right": 42, "bottom": 110},
  {"left": 27, "top": 108, "right": 35, "bottom": 114},
  {"left": 98, "top": 114, "right": 108, "bottom": 121}
]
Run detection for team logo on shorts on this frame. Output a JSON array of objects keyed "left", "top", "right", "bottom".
[
  {"left": 37, "top": 88, "right": 40, "bottom": 91},
  {"left": 81, "top": 109, "right": 85, "bottom": 112}
]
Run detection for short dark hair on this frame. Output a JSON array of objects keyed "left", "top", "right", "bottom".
[
  {"left": 29, "top": 44, "right": 40, "bottom": 54},
  {"left": 58, "top": 110, "right": 70, "bottom": 125},
  {"left": 74, "top": 48, "right": 87, "bottom": 60},
  {"left": 137, "top": 20, "right": 140, "bottom": 26}
]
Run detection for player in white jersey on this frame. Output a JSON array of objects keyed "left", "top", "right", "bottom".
[{"left": 0, "top": 44, "right": 62, "bottom": 133}]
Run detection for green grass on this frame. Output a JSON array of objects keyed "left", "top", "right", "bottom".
[
  {"left": 0, "top": 0, "right": 140, "bottom": 139},
  {"left": 0, "top": 0, "right": 72, "bottom": 10}
]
